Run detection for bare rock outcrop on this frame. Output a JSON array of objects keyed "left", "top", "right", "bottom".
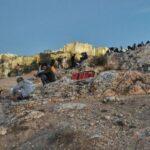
[
  {"left": 42, "top": 70, "right": 150, "bottom": 99},
  {"left": 106, "top": 45, "right": 150, "bottom": 71}
]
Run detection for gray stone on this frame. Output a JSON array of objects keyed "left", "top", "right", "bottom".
[
  {"left": 102, "top": 96, "right": 119, "bottom": 103},
  {"left": 94, "top": 70, "right": 118, "bottom": 91},
  {"left": 113, "top": 117, "right": 124, "bottom": 126},
  {"left": 56, "top": 103, "right": 87, "bottom": 110},
  {"left": 24, "top": 110, "right": 44, "bottom": 121},
  {"left": 90, "top": 133, "right": 101, "bottom": 139}
]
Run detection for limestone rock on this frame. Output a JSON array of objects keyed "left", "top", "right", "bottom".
[
  {"left": 103, "top": 89, "right": 116, "bottom": 97},
  {"left": 129, "top": 85, "right": 146, "bottom": 95},
  {"left": 0, "top": 126, "right": 7, "bottom": 135},
  {"left": 24, "top": 110, "right": 44, "bottom": 121},
  {"left": 0, "top": 54, "right": 38, "bottom": 78},
  {"left": 102, "top": 96, "right": 119, "bottom": 103},
  {"left": 61, "top": 42, "right": 108, "bottom": 57}
]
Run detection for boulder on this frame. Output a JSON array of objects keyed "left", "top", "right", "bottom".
[{"left": 129, "top": 85, "right": 146, "bottom": 95}]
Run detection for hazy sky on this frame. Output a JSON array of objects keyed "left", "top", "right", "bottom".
[{"left": 0, "top": 0, "right": 150, "bottom": 55}]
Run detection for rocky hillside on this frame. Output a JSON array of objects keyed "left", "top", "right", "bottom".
[
  {"left": 0, "top": 69, "right": 150, "bottom": 149},
  {"left": 0, "top": 42, "right": 149, "bottom": 149},
  {"left": 106, "top": 44, "right": 150, "bottom": 71}
]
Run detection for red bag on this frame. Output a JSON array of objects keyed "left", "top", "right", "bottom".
[
  {"left": 72, "top": 71, "right": 95, "bottom": 80},
  {"left": 79, "top": 72, "right": 84, "bottom": 80},
  {"left": 71, "top": 72, "right": 79, "bottom": 80}
]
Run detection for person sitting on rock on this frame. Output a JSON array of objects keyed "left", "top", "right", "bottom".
[
  {"left": 11, "top": 77, "right": 35, "bottom": 101},
  {"left": 36, "top": 63, "right": 56, "bottom": 85}
]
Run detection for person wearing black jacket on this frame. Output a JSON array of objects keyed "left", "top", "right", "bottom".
[{"left": 36, "top": 63, "right": 56, "bottom": 85}]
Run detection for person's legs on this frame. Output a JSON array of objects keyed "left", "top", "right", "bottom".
[
  {"left": 46, "top": 72, "right": 56, "bottom": 82},
  {"left": 37, "top": 72, "right": 49, "bottom": 85},
  {"left": 40, "top": 74, "right": 49, "bottom": 85},
  {"left": 12, "top": 93, "right": 29, "bottom": 101},
  {"left": 11, "top": 90, "right": 23, "bottom": 101}
]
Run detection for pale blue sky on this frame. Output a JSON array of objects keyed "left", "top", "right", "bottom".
[{"left": 0, "top": 0, "right": 150, "bottom": 55}]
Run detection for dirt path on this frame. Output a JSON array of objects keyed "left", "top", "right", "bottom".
[{"left": 0, "top": 71, "right": 38, "bottom": 89}]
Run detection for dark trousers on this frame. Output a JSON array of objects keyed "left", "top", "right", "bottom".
[
  {"left": 37, "top": 71, "right": 56, "bottom": 86},
  {"left": 40, "top": 74, "right": 50, "bottom": 85}
]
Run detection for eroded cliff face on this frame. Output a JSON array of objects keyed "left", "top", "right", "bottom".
[
  {"left": 59, "top": 42, "right": 108, "bottom": 58},
  {"left": 0, "top": 54, "right": 39, "bottom": 78}
]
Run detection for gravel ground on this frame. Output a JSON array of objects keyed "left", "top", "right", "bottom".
[{"left": 0, "top": 72, "right": 150, "bottom": 150}]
